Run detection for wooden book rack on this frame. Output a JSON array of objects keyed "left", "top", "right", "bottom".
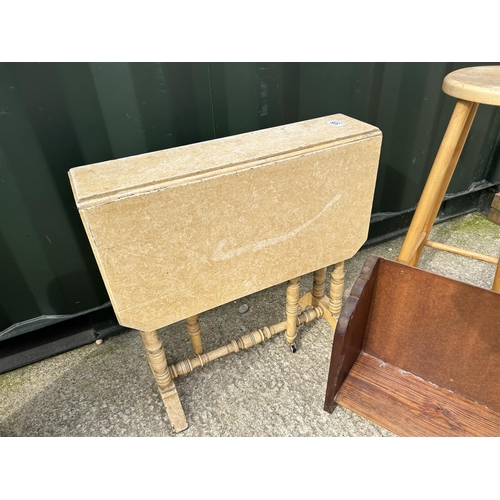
[
  {"left": 324, "top": 255, "right": 500, "bottom": 437},
  {"left": 69, "top": 114, "right": 382, "bottom": 432}
]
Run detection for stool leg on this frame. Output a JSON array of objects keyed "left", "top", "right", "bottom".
[
  {"left": 140, "top": 330, "right": 188, "bottom": 433},
  {"left": 186, "top": 315, "right": 203, "bottom": 355},
  {"left": 493, "top": 261, "right": 500, "bottom": 293},
  {"left": 285, "top": 277, "right": 301, "bottom": 352},
  {"left": 397, "top": 100, "right": 478, "bottom": 266},
  {"left": 329, "top": 261, "right": 345, "bottom": 319}
]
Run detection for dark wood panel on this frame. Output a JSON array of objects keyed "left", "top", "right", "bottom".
[
  {"left": 364, "top": 258, "right": 500, "bottom": 412},
  {"left": 324, "top": 255, "right": 380, "bottom": 413}
]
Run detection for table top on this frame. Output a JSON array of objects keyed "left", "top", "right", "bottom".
[{"left": 69, "top": 114, "right": 382, "bottom": 331}]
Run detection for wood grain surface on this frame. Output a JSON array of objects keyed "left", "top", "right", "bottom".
[{"left": 337, "top": 353, "right": 500, "bottom": 437}]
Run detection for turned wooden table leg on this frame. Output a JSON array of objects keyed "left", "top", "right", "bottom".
[
  {"left": 397, "top": 100, "right": 478, "bottom": 266},
  {"left": 186, "top": 315, "right": 203, "bottom": 355},
  {"left": 297, "top": 266, "right": 340, "bottom": 331},
  {"left": 329, "top": 261, "right": 345, "bottom": 319},
  {"left": 312, "top": 268, "right": 327, "bottom": 301},
  {"left": 285, "top": 277, "right": 301, "bottom": 352},
  {"left": 140, "top": 330, "right": 188, "bottom": 433}
]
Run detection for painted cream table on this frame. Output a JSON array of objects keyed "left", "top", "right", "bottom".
[{"left": 68, "top": 114, "right": 382, "bottom": 432}]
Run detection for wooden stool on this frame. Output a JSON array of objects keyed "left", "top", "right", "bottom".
[{"left": 397, "top": 65, "right": 500, "bottom": 291}]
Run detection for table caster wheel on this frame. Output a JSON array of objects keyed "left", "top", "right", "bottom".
[{"left": 290, "top": 343, "right": 297, "bottom": 353}]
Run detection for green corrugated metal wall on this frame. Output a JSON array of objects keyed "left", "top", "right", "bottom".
[{"left": 1, "top": 62, "right": 499, "bottom": 353}]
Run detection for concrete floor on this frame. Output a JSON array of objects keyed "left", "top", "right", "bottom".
[{"left": 1, "top": 212, "right": 499, "bottom": 437}]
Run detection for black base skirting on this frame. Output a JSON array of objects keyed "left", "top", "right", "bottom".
[
  {"left": 365, "top": 184, "right": 498, "bottom": 248},
  {"left": 0, "top": 312, "right": 126, "bottom": 374}
]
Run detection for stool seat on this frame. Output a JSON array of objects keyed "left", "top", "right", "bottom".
[{"left": 443, "top": 66, "right": 500, "bottom": 106}]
